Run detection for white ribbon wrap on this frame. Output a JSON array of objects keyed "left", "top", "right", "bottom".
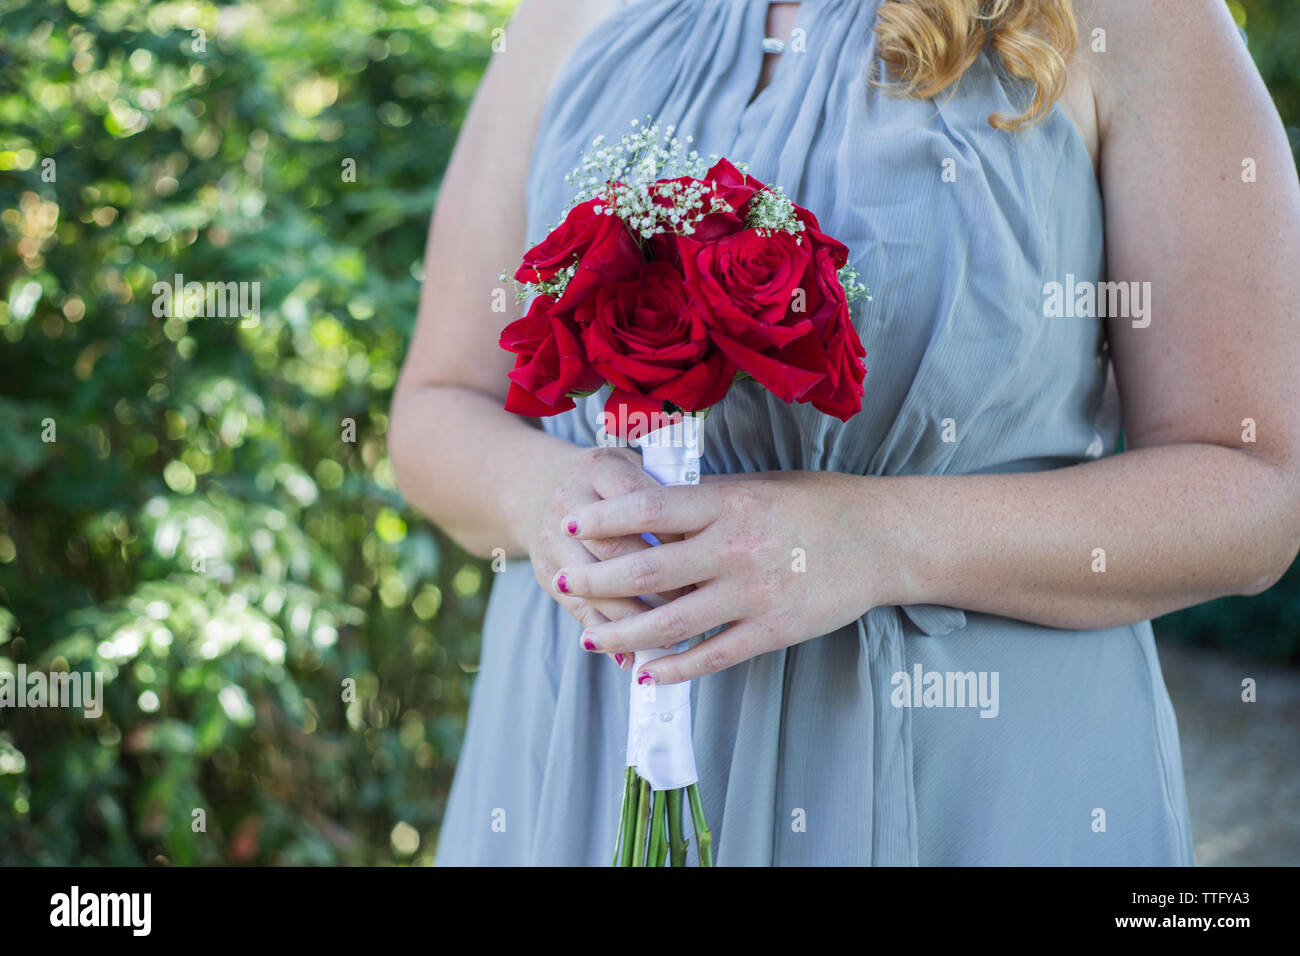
[{"left": 626, "top": 414, "right": 702, "bottom": 791}]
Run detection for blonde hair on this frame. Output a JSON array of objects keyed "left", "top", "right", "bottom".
[{"left": 874, "top": 0, "right": 1078, "bottom": 130}]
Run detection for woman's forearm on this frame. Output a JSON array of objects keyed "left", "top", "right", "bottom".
[
  {"left": 388, "top": 384, "right": 578, "bottom": 559},
  {"left": 872, "top": 443, "right": 1300, "bottom": 630}
]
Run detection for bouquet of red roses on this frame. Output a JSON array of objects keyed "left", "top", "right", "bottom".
[{"left": 500, "top": 118, "right": 869, "bottom": 865}]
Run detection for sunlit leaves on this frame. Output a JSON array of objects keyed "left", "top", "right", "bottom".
[{"left": 0, "top": 0, "right": 516, "bottom": 863}]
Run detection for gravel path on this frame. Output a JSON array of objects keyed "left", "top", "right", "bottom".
[{"left": 1156, "top": 641, "right": 1300, "bottom": 866}]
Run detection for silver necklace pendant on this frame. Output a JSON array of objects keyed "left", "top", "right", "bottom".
[{"left": 761, "top": 37, "right": 786, "bottom": 55}]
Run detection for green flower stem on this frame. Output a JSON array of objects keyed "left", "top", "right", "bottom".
[
  {"left": 647, "top": 789, "right": 666, "bottom": 867},
  {"left": 620, "top": 770, "right": 642, "bottom": 868},
  {"left": 657, "top": 790, "right": 673, "bottom": 866},
  {"left": 666, "top": 788, "right": 687, "bottom": 867},
  {"left": 614, "top": 765, "right": 637, "bottom": 866},
  {"left": 687, "top": 782, "right": 713, "bottom": 867},
  {"left": 630, "top": 776, "right": 651, "bottom": 867}
]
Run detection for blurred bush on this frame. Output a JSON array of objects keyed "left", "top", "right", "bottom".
[
  {"left": 0, "top": 0, "right": 513, "bottom": 865},
  {"left": 0, "top": 0, "right": 1295, "bottom": 865}
]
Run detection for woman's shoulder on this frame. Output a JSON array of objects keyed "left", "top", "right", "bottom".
[
  {"left": 1068, "top": 0, "right": 1247, "bottom": 140},
  {"left": 1058, "top": 0, "right": 1245, "bottom": 174},
  {"left": 467, "top": 0, "right": 630, "bottom": 133},
  {"left": 505, "top": 0, "right": 629, "bottom": 88}
]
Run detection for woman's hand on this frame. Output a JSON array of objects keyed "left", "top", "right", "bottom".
[
  {"left": 525, "top": 444, "right": 691, "bottom": 668},
  {"left": 552, "top": 470, "right": 903, "bottom": 684}
]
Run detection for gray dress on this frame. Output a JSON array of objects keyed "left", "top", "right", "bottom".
[{"left": 435, "top": 0, "right": 1195, "bottom": 865}]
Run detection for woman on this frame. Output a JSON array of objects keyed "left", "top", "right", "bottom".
[{"left": 391, "top": 0, "right": 1300, "bottom": 865}]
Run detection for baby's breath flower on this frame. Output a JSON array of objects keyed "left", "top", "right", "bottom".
[
  {"left": 506, "top": 259, "right": 579, "bottom": 304},
  {"left": 838, "top": 263, "right": 872, "bottom": 305},
  {"left": 744, "top": 185, "right": 803, "bottom": 236},
  {"left": 533, "top": 260, "right": 578, "bottom": 300},
  {"left": 562, "top": 116, "right": 732, "bottom": 241}
]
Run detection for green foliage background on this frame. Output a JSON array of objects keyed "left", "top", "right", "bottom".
[{"left": 0, "top": 0, "right": 1296, "bottom": 865}]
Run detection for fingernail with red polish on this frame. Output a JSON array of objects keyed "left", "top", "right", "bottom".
[
  {"left": 614, "top": 653, "right": 625, "bottom": 667},
  {"left": 564, "top": 517, "right": 579, "bottom": 536},
  {"left": 637, "top": 671, "right": 655, "bottom": 686},
  {"left": 582, "top": 632, "right": 600, "bottom": 651},
  {"left": 554, "top": 573, "right": 569, "bottom": 594}
]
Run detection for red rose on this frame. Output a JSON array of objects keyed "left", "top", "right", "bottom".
[
  {"left": 575, "top": 261, "right": 735, "bottom": 437},
  {"left": 515, "top": 198, "right": 641, "bottom": 310},
  {"left": 774, "top": 206, "right": 863, "bottom": 418},
  {"left": 667, "top": 222, "right": 864, "bottom": 418},
  {"left": 698, "top": 158, "right": 764, "bottom": 238},
  {"left": 794, "top": 205, "right": 850, "bottom": 270},
  {"left": 678, "top": 228, "right": 810, "bottom": 335},
  {"left": 669, "top": 229, "right": 824, "bottom": 403},
  {"left": 777, "top": 243, "right": 866, "bottom": 420},
  {"left": 500, "top": 294, "right": 605, "bottom": 416}
]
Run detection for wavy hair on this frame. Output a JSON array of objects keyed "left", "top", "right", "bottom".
[{"left": 874, "top": 0, "right": 1079, "bottom": 130}]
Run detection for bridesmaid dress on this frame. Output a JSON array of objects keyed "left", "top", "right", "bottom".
[{"left": 434, "top": 0, "right": 1196, "bottom": 865}]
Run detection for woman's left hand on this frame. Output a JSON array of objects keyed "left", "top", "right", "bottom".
[{"left": 550, "top": 470, "right": 905, "bottom": 685}]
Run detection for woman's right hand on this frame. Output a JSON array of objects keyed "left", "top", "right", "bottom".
[{"left": 525, "top": 444, "right": 689, "bottom": 668}]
